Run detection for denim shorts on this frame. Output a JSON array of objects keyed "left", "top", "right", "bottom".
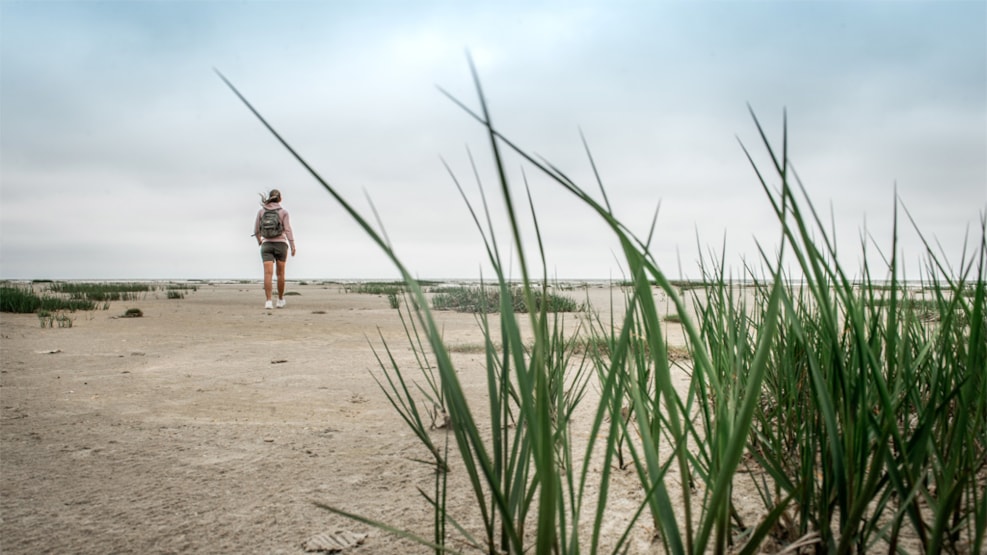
[{"left": 260, "top": 241, "right": 289, "bottom": 262}]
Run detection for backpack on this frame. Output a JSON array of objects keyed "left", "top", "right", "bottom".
[{"left": 259, "top": 208, "right": 283, "bottom": 239}]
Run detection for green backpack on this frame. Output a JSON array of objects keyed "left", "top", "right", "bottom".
[{"left": 259, "top": 209, "right": 283, "bottom": 239}]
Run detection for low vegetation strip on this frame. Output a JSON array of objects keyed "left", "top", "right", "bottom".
[
  {"left": 49, "top": 282, "right": 153, "bottom": 301},
  {"left": 1, "top": 282, "right": 199, "bottom": 313},
  {"left": 431, "top": 285, "right": 580, "bottom": 313},
  {"left": 0, "top": 286, "right": 97, "bottom": 313}
]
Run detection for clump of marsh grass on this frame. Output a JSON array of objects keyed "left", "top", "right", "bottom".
[
  {"left": 343, "top": 282, "right": 407, "bottom": 309},
  {"left": 219, "top": 61, "right": 985, "bottom": 555},
  {"left": 2, "top": 286, "right": 48, "bottom": 313},
  {"left": 36, "top": 309, "right": 74, "bottom": 328},
  {"left": 122, "top": 308, "right": 143, "bottom": 318},
  {"left": 431, "top": 285, "right": 580, "bottom": 313},
  {"left": 690, "top": 114, "right": 987, "bottom": 553},
  {"left": 49, "top": 282, "right": 152, "bottom": 302},
  {"left": 347, "top": 282, "right": 406, "bottom": 296},
  {"left": 164, "top": 283, "right": 198, "bottom": 299},
  {"left": 4, "top": 282, "right": 199, "bottom": 311},
  {"left": 36, "top": 309, "right": 53, "bottom": 328},
  {"left": 166, "top": 283, "right": 198, "bottom": 292},
  {"left": 1, "top": 285, "right": 98, "bottom": 313}
]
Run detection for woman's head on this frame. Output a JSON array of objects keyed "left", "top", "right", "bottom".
[{"left": 260, "top": 189, "right": 282, "bottom": 204}]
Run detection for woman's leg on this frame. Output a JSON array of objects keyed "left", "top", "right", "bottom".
[
  {"left": 276, "top": 260, "right": 287, "bottom": 299},
  {"left": 263, "top": 261, "right": 275, "bottom": 301}
]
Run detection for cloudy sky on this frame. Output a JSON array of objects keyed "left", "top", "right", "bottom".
[{"left": 1, "top": 1, "right": 984, "bottom": 281}]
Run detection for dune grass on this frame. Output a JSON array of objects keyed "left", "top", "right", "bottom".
[
  {"left": 219, "top": 62, "right": 985, "bottom": 554},
  {"left": 431, "top": 285, "right": 580, "bottom": 314},
  {"left": 347, "top": 282, "right": 406, "bottom": 296},
  {"left": 48, "top": 282, "right": 153, "bottom": 301},
  {"left": 36, "top": 309, "right": 75, "bottom": 328},
  {"left": 0, "top": 286, "right": 98, "bottom": 313},
  {"left": 1, "top": 282, "right": 200, "bottom": 313}
]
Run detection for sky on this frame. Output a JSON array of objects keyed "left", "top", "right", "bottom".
[{"left": 1, "top": 0, "right": 985, "bottom": 282}]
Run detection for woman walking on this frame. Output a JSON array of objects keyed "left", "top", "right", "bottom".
[{"left": 254, "top": 189, "right": 296, "bottom": 309}]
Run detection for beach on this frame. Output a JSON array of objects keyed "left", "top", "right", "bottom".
[
  {"left": 1, "top": 281, "right": 690, "bottom": 554},
  {"left": 2, "top": 277, "right": 964, "bottom": 554}
]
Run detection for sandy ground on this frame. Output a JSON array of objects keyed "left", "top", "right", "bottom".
[{"left": 0, "top": 281, "right": 716, "bottom": 554}]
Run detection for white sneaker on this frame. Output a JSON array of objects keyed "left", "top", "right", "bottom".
[
  {"left": 264, "top": 300, "right": 273, "bottom": 309},
  {"left": 276, "top": 298, "right": 286, "bottom": 309}
]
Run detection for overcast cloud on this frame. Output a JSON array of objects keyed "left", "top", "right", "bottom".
[{"left": 1, "top": 1, "right": 984, "bottom": 281}]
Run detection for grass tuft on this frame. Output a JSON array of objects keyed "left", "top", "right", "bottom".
[{"left": 220, "top": 62, "right": 985, "bottom": 555}]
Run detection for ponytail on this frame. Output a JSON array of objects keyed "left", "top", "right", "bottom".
[{"left": 259, "top": 189, "right": 282, "bottom": 205}]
